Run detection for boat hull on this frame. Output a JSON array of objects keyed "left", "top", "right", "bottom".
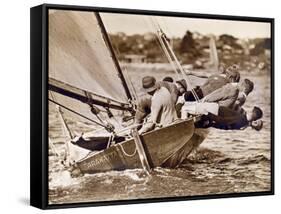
[
  {"left": 76, "top": 119, "right": 196, "bottom": 174},
  {"left": 162, "top": 128, "right": 209, "bottom": 167}
]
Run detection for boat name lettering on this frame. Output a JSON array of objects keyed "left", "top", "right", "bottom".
[{"left": 83, "top": 151, "right": 117, "bottom": 169}]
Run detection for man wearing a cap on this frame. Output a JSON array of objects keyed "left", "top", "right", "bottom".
[{"left": 138, "top": 76, "right": 177, "bottom": 134}]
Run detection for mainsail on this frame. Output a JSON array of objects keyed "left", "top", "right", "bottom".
[{"left": 49, "top": 10, "right": 132, "bottom": 129}]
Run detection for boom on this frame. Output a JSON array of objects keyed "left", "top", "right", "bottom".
[{"left": 49, "top": 78, "right": 133, "bottom": 112}]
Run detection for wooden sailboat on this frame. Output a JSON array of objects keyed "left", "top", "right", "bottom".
[
  {"left": 48, "top": 10, "right": 208, "bottom": 174},
  {"left": 77, "top": 119, "right": 194, "bottom": 174}
]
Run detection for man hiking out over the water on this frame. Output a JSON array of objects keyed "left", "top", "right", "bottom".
[
  {"left": 184, "top": 65, "right": 240, "bottom": 101},
  {"left": 138, "top": 76, "right": 177, "bottom": 134},
  {"left": 232, "top": 79, "right": 254, "bottom": 111},
  {"left": 185, "top": 63, "right": 237, "bottom": 79},
  {"left": 194, "top": 105, "right": 263, "bottom": 131},
  {"left": 202, "top": 78, "right": 254, "bottom": 108}
]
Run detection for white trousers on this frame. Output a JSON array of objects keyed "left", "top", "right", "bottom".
[{"left": 181, "top": 102, "right": 219, "bottom": 119}]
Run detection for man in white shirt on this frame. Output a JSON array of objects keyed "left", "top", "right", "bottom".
[{"left": 139, "top": 76, "right": 178, "bottom": 134}]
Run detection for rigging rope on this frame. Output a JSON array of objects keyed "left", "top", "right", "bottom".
[
  {"left": 149, "top": 17, "right": 200, "bottom": 102},
  {"left": 110, "top": 35, "right": 139, "bottom": 103},
  {"left": 156, "top": 30, "right": 181, "bottom": 80},
  {"left": 49, "top": 98, "right": 115, "bottom": 133},
  {"left": 123, "top": 67, "right": 139, "bottom": 104},
  {"left": 144, "top": 17, "right": 180, "bottom": 79},
  {"left": 84, "top": 91, "right": 105, "bottom": 124},
  {"left": 84, "top": 91, "right": 122, "bottom": 132},
  {"left": 49, "top": 137, "right": 59, "bottom": 157},
  {"left": 160, "top": 31, "right": 201, "bottom": 102},
  {"left": 50, "top": 92, "right": 75, "bottom": 166},
  {"left": 50, "top": 91, "right": 74, "bottom": 139},
  {"left": 151, "top": 19, "right": 187, "bottom": 80}
]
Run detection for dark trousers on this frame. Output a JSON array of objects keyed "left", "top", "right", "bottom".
[
  {"left": 184, "top": 86, "right": 204, "bottom": 101},
  {"left": 72, "top": 135, "right": 125, "bottom": 151},
  {"left": 195, "top": 107, "right": 248, "bottom": 130}
]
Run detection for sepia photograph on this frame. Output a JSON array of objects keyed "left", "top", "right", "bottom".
[{"left": 47, "top": 8, "right": 273, "bottom": 205}]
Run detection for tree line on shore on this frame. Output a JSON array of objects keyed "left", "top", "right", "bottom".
[{"left": 109, "top": 31, "right": 271, "bottom": 72}]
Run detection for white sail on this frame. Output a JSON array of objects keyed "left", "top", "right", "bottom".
[
  {"left": 49, "top": 10, "right": 129, "bottom": 102},
  {"left": 209, "top": 35, "right": 219, "bottom": 71},
  {"left": 49, "top": 10, "right": 131, "bottom": 131}
]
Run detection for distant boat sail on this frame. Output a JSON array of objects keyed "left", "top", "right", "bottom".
[{"left": 209, "top": 35, "right": 219, "bottom": 71}]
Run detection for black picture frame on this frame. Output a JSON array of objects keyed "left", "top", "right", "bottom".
[{"left": 30, "top": 3, "right": 275, "bottom": 209}]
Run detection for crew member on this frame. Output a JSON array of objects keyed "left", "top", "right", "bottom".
[
  {"left": 196, "top": 106, "right": 263, "bottom": 131},
  {"left": 202, "top": 78, "right": 254, "bottom": 108},
  {"left": 184, "top": 65, "right": 240, "bottom": 101},
  {"left": 138, "top": 76, "right": 178, "bottom": 134}
]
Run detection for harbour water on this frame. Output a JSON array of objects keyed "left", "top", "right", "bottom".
[{"left": 48, "top": 69, "right": 271, "bottom": 204}]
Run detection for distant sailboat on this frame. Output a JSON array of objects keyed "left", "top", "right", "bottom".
[{"left": 209, "top": 35, "right": 219, "bottom": 71}]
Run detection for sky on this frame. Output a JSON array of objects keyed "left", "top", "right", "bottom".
[{"left": 101, "top": 12, "right": 271, "bottom": 39}]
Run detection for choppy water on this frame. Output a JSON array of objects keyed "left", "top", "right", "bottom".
[{"left": 48, "top": 72, "right": 271, "bottom": 205}]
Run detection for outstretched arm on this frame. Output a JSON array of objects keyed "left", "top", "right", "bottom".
[
  {"left": 139, "top": 95, "right": 161, "bottom": 134},
  {"left": 184, "top": 69, "right": 210, "bottom": 78}
]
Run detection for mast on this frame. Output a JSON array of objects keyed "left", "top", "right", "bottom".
[{"left": 95, "top": 12, "right": 133, "bottom": 101}]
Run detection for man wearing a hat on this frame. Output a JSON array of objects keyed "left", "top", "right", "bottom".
[
  {"left": 162, "top": 76, "right": 174, "bottom": 83},
  {"left": 135, "top": 78, "right": 187, "bottom": 128},
  {"left": 138, "top": 76, "right": 177, "bottom": 134}
]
